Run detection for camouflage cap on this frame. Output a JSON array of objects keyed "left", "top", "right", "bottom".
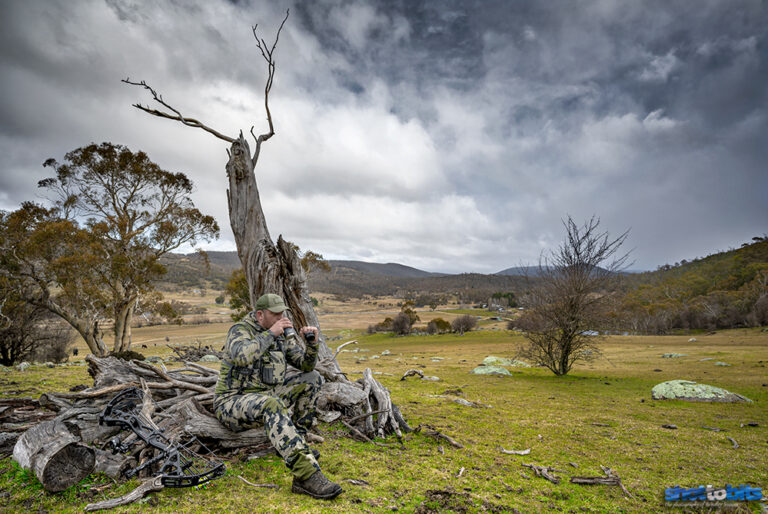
[{"left": 254, "top": 293, "right": 289, "bottom": 313}]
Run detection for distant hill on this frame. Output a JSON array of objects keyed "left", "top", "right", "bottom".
[
  {"left": 155, "top": 251, "right": 522, "bottom": 301},
  {"left": 618, "top": 238, "right": 768, "bottom": 332},
  {"left": 328, "top": 260, "right": 444, "bottom": 278},
  {"left": 496, "top": 265, "right": 541, "bottom": 277}
]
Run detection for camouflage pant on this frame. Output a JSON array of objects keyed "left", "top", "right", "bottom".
[{"left": 214, "top": 370, "right": 323, "bottom": 480}]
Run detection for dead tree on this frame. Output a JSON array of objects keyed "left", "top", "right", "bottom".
[{"left": 124, "top": 11, "right": 408, "bottom": 437}]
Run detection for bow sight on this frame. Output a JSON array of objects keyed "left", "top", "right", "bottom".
[{"left": 99, "top": 386, "right": 226, "bottom": 487}]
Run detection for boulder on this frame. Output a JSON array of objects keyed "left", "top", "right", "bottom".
[
  {"left": 688, "top": 338, "right": 697, "bottom": 342},
  {"left": 471, "top": 366, "right": 511, "bottom": 376},
  {"left": 381, "top": 350, "right": 392, "bottom": 356},
  {"left": 481, "top": 356, "right": 531, "bottom": 367},
  {"left": 16, "top": 362, "right": 30, "bottom": 371},
  {"left": 200, "top": 355, "right": 220, "bottom": 363},
  {"left": 651, "top": 380, "right": 752, "bottom": 403},
  {"left": 661, "top": 353, "right": 687, "bottom": 358}
]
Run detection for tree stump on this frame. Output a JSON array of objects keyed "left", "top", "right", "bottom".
[{"left": 12, "top": 420, "right": 95, "bottom": 492}]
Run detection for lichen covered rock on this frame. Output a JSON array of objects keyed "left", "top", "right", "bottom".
[
  {"left": 651, "top": 380, "right": 751, "bottom": 403},
  {"left": 481, "top": 356, "right": 531, "bottom": 367},
  {"left": 471, "top": 366, "right": 511, "bottom": 376}
]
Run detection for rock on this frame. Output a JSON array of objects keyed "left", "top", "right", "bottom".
[
  {"left": 661, "top": 353, "right": 687, "bottom": 358},
  {"left": 481, "top": 356, "right": 531, "bottom": 367},
  {"left": 371, "top": 355, "right": 380, "bottom": 359},
  {"left": 16, "top": 362, "right": 30, "bottom": 371},
  {"left": 381, "top": 350, "right": 391, "bottom": 356},
  {"left": 699, "top": 358, "right": 714, "bottom": 361},
  {"left": 145, "top": 356, "right": 164, "bottom": 363},
  {"left": 661, "top": 424, "right": 678, "bottom": 429},
  {"left": 43, "top": 362, "right": 55, "bottom": 368},
  {"left": 714, "top": 362, "right": 731, "bottom": 367},
  {"left": 199, "top": 355, "right": 220, "bottom": 363},
  {"left": 651, "top": 380, "right": 752, "bottom": 403},
  {"left": 422, "top": 376, "right": 440, "bottom": 382},
  {"left": 471, "top": 366, "right": 511, "bottom": 376},
  {"left": 688, "top": 338, "right": 697, "bottom": 342}
]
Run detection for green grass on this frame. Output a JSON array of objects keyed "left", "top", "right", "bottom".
[{"left": 2, "top": 327, "right": 767, "bottom": 512}]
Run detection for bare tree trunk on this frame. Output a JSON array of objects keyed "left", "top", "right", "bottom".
[{"left": 225, "top": 135, "right": 342, "bottom": 380}]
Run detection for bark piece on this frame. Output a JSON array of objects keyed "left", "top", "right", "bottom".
[
  {"left": 521, "top": 463, "right": 561, "bottom": 484},
  {"left": 84, "top": 476, "right": 164, "bottom": 512},
  {"left": 93, "top": 448, "right": 136, "bottom": 479},
  {"left": 570, "top": 465, "right": 633, "bottom": 498},
  {"left": 12, "top": 419, "right": 95, "bottom": 492}
]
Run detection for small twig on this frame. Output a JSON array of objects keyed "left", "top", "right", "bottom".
[
  {"left": 726, "top": 436, "right": 739, "bottom": 449},
  {"left": 333, "top": 340, "right": 358, "bottom": 360},
  {"left": 522, "top": 463, "right": 561, "bottom": 484},
  {"left": 84, "top": 476, "right": 164, "bottom": 511},
  {"left": 500, "top": 447, "right": 531, "bottom": 455},
  {"left": 341, "top": 420, "right": 393, "bottom": 448},
  {"left": 570, "top": 465, "right": 633, "bottom": 498},
  {"left": 415, "top": 425, "right": 464, "bottom": 449},
  {"left": 237, "top": 475, "right": 279, "bottom": 489},
  {"left": 457, "top": 467, "right": 465, "bottom": 477},
  {"left": 345, "top": 478, "right": 370, "bottom": 486},
  {"left": 701, "top": 425, "right": 727, "bottom": 432},
  {"left": 347, "top": 409, "right": 391, "bottom": 424}
]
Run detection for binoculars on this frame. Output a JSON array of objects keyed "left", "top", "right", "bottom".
[{"left": 283, "top": 327, "right": 316, "bottom": 342}]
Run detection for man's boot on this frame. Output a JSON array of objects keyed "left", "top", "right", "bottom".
[{"left": 292, "top": 470, "right": 343, "bottom": 500}]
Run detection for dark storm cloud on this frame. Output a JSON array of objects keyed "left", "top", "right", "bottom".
[{"left": 0, "top": 0, "right": 765, "bottom": 273}]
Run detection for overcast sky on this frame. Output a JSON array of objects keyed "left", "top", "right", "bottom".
[{"left": 1, "top": 0, "right": 765, "bottom": 274}]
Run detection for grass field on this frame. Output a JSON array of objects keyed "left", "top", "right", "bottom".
[{"left": 1, "top": 320, "right": 766, "bottom": 512}]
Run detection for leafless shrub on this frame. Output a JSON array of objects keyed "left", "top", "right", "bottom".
[{"left": 518, "top": 216, "right": 630, "bottom": 375}]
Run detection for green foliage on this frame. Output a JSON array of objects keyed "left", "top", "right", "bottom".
[
  {"left": 491, "top": 291, "right": 518, "bottom": 308},
  {"left": 225, "top": 268, "right": 251, "bottom": 321},
  {"left": 426, "top": 317, "right": 451, "bottom": 334},
  {"left": 0, "top": 142, "right": 219, "bottom": 356},
  {"left": 214, "top": 295, "right": 225, "bottom": 304},
  {"left": 618, "top": 239, "right": 768, "bottom": 332}
]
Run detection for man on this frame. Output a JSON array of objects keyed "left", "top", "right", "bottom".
[{"left": 214, "top": 293, "right": 342, "bottom": 500}]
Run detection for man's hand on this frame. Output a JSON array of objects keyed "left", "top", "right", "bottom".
[
  {"left": 301, "top": 326, "right": 319, "bottom": 343},
  {"left": 268, "top": 317, "right": 293, "bottom": 337}
]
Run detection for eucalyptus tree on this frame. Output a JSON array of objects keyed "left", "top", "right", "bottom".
[{"left": 0, "top": 143, "right": 219, "bottom": 356}]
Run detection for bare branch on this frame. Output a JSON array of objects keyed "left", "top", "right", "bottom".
[
  {"left": 122, "top": 79, "right": 235, "bottom": 143},
  {"left": 249, "top": 9, "right": 289, "bottom": 167}
]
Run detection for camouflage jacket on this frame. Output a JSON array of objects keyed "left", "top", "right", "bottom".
[{"left": 214, "top": 313, "right": 318, "bottom": 397}]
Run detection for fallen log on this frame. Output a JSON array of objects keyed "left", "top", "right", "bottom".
[{"left": 12, "top": 419, "right": 95, "bottom": 492}]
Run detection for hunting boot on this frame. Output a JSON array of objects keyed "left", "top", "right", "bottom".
[{"left": 292, "top": 470, "right": 343, "bottom": 500}]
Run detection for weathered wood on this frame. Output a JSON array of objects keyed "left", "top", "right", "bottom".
[
  {"left": 522, "top": 463, "right": 561, "bottom": 484},
  {"left": 570, "top": 465, "right": 633, "bottom": 498},
  {"left": 165, "top": 398, "right": 270, "bottom": 449},
  {"left": 93, "top": 448, "right": 136, "bottom": 479},
  {"left": 12, "top": 420, "right": 95, "bottom": 492},
  {"left": 84, "top": 476, "right": 164, "bottom": 512}
]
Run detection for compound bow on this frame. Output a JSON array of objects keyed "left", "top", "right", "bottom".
[{"left": 99, "top": 386, "right": 226, "bottom": 487}]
